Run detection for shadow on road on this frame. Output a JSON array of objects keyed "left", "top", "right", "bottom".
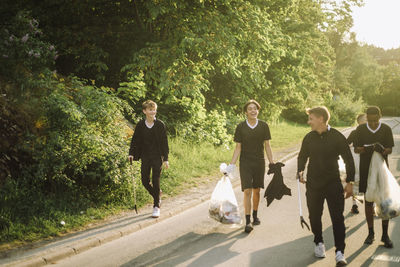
[{"left": 121, "top": 228, "right": 245, "bottom": 267}]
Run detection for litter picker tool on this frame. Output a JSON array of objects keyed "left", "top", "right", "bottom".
[
  {"left": 296, "top": 173, "right": 310, "bottom": 231},
  {"left": 130, "top": 159, "right": 138, "bottom": 214}
]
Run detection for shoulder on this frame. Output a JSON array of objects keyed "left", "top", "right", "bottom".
[
  {"left": 381, "top": 123, "right": 392, "bottom": 131},
  {"left": 330, "top": 128, "right": 346, "bottom": 139},
  {"left": 303, "top": 131, "right": 314, "bottom": 140},
  {"left": 135, "top": 119, "right": 145, "bottom": 128},
  {"left": 236, "top": 121, "right": 246, "bottom": 129},
  {"left": 258, "top": 120, "right": 269, "bottom": 128},
  {"left": 356, "top": 124, "right": 367, "bottom": 131},
  {"left": 155, "top": 119, "right": 165, "bottom": 126}
]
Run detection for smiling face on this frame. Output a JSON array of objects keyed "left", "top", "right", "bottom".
[
  {"left": 367, "top": 114, "right": 380, "bottom": 130},
  {"left": 143, "top": 106, "right": 157, "bottom": 119},
  {"left": 307, "top": 113, "right": 325, "bottom": 132},
  {"left": 245, "top": 103, "right": 259, "bottom": 120}
]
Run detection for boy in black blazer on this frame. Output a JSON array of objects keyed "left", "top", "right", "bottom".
[{"left": 128, "top": 100, "right": 169, "bottom": 218}]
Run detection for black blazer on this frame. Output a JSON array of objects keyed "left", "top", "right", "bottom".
[{"left": 129, "top": 119, "right": 169, "bottom": 161}]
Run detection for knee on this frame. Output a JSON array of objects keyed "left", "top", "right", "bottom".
[{"left": 244, "top": 189, "right": 252, "bottom": 197}]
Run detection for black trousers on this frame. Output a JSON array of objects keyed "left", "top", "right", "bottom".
[
  {"left": 141, "top": 157, "right": 162, "bottom": 208},
  {"left": 306, "top": 181, "right": 345, "bottom": 253}
]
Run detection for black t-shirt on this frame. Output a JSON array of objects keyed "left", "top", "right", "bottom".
[
  {"left": 353, "top": 122, "right": 394, "bottom": 192},
  {"left": 234, "top": 120, "right": 271, "bottom": 160}
]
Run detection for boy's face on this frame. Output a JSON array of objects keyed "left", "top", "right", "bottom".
[
  {"left": 307, "top": 113, "right": 325, "bottom": 131},
  {"left": 245, "top": 103, "right": 259, "bottom": 120},
  {"left": 143, "top": 106, "right": 157, "bottom": 119},
  {"left": 367, "top": 114, "right": 380, "bottom": 130},
  {"left": 358, "top": 115, "right": 367, "bottom": 125}
]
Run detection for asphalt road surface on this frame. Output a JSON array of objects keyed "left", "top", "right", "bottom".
[{"left": 55, "top": 117, "right": 400, "bottom": 267}]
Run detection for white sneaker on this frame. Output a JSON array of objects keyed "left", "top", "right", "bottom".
[
  {"left": 152, "top": 207, "right": 160, "bottom": 218},
  {"left": 335, "top": 251, "right": 347, "bottom": 266},
  {"left": 314, "top": 242, "right": 326, "bottom": 258}
]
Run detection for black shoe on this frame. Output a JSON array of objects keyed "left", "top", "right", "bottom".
[
  {"left": 244, "top": 223, "right": 253, "bottom": 233},
  {"left": 381, "top": 236, "right": 393, "bottom": 248},
  {"left": 364, "top": 233, "right": 375, "bottom": 245},
  {"left": 253, "top": 217, "right": 261, "bottom": 225},
  {"left": 351, "top": 205, "right": 359, "bottom": 214}
]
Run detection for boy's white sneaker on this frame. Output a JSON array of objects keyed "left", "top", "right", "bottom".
[
  {"left": 314, "top": 242, "right": 326, "bottom": 258},
  {"left": 152, "top": 207, "right": 160, "bottom": 218},
  {"left": 335, "top": 251, "right": 347, "bottom": 266}
]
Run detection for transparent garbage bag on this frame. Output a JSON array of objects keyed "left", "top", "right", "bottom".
[
  {"left": 209, "top": 164, "right": 241, "bottom": 224},
  {"left": 365, "top": 152, "right": 400, "bottom": 220}
]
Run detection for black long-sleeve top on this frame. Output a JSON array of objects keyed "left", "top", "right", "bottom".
[
  {"left": 129, "top": 119, "right": 169, "bottom": 161},
  {"left": 297, "top": 127, "right": 355, "bottom": 189}
]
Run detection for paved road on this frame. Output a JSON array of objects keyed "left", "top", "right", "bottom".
[{"left": 54, "top": 118, "right": 400, "bottom": 267}]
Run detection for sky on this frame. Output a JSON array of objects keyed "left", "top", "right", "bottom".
[{"left": 351, "top": 0, "right": 400, "bottom": 50}]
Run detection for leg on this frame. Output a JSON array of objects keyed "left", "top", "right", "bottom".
[
  {"left": 141, "top": 158, "right": 154, "bottom": 198},
  {"left": 306, "top": 187, "right": 325, "bottom": 245},
  {"left": 252, "top": 188, "right": 261, "bottom": 225},
  {"left": 243, "top": 189, "right": 252, "bottom": 216},
  {"left": 150, "top": 158, "right": 162, "bottom": 208},
  {"left": 364, "top": 201, "right": 375, "bottom": 244},
  {"left": 326, "top": 182, "right": 345, "bottom": 253},
  {"left": 381, "top": 219, "right": 393, "bottom": 248},
  {"left": 252, "top": 188, "right": 260, "bottom": 211}
]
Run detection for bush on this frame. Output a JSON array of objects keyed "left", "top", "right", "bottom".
[{"left": 327, "top": 93, "right": 365, "bottom": 125}]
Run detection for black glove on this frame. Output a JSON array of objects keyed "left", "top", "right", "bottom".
[{"left": 373, "top": 143, "right": 384, "bottom": 154}]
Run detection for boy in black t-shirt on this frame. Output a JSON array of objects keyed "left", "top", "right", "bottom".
[
  {"left": 354, "top": 106, "right": 394, "bottom": 248},
  {"left": 128, "top": 100, "right": 169, "bottom": 219},
  {"left": 229, "top": 100, "right": 274, "bottom": 233}
]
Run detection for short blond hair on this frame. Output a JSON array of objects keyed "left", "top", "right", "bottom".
[
  {"left": 306, "top": 106, "right": 330, "bottom": 123},
  {"left": 243, "top": 99, "right": 261, "bottom": 113},
  {"left": 142, "top": 100, "right": 157, "bottom": 110}
]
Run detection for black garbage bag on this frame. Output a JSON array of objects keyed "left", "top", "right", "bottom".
[{"left": 264, "top": 162, "right": 291, "bottom": 206}]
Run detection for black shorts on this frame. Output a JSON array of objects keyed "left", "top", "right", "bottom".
[{"left": 239, "top": 159, "right": 266, "bottom": 191}]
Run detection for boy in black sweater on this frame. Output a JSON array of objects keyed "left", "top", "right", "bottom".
[
  {"left": 297, "top": 106, "right": 354, "bottom": 266},
  {"left": 353, "top": 106, "right": 394, "bottom": 248},
  {"left": 128, "top": 100, "right": 169, "bottom": 218}
]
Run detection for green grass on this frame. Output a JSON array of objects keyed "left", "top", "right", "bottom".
[{"left": 269, "top": 120, "right": 311, "bottom": 150}]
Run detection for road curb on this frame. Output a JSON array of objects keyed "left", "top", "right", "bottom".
[{"left": 3, "top": 126, "right": 354, "bottom": 266}]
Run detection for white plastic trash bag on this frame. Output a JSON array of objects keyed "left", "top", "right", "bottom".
[
  {"left": 365, "top": 152, "right": 400, "bottom": 220},
  {"left": 209, "top": 167, "right": 241, "bottom": 224}
]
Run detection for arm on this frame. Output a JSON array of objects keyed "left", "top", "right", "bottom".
[
  {"left": 383, "top": 126, "right": 394, "bottom": 156},
  {"left": 340, "top": 134, "right": 355, "bottom": 198},
  {"left": 160, "top": 122, "right": 169, "bottom": 169},
  {"left": 264, "top": 140, "right": 274, "bottom": 164},
  {"left": 297, "top": 136, "right": 309, "bottom": 183},
  {"left": 230, "top": 143, "right": 241, "bottom": 165},
  {"left": 128, "top": 123, "right": 140, "bottom": 161}
]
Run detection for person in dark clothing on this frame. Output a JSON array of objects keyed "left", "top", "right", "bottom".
[
  {"left": 229, "top": 99, "right": 274, "bottom": 233},
  {"left": 128, "top": 100, "right": 169, "bottom": 218},
  {"left": 347, "top": 113, "right": 367, "bottom": 214},
  {"left": 353, "top": 106, "right": 394, "bottom": 248},
  {"left": 297, "top": 106, "right": 354, "bottom": 266}
]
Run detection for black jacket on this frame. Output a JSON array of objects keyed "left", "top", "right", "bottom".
[
  {"left": 129, "top": 119, "right": 169, "bottom": 161},
  {"left": 264, "top": 162, "right": 291, "bottom": 206},
  {"left": 297, "top": 127, "right": 355, "bottom": 189}
]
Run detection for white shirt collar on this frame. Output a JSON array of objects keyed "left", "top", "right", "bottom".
[
  {"left": 145, "top": 117, "right": 156, "bottom": 129},
  {"left": 367, "top": 122, "right": 381, "bottom": 133},
  {"left": 327, "top": 125, "right": 331, "bottom": 131},
  {"left": 246, "top": 119, "right": 258, "bottom": 129}
]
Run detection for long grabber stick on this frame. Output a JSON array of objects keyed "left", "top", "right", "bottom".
[
  {"left": 296, "top": 174, "right": 310, "bottom": 231},
  {"left": 130, "top": 159, "right": 138, "bottom": 214}
]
